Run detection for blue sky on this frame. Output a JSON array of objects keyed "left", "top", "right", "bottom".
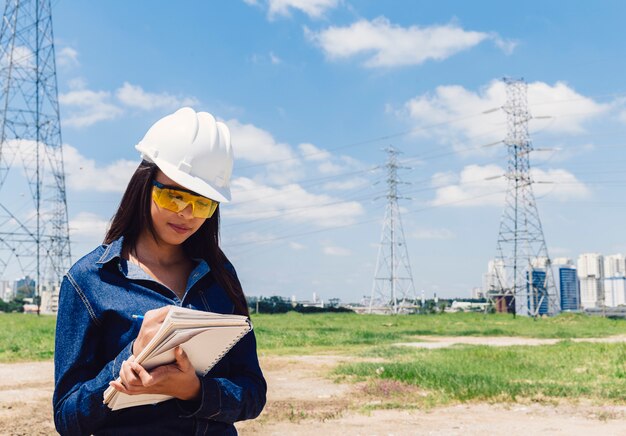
[{"left": 19, "top": 0, "right": 626, "bottom": 302}]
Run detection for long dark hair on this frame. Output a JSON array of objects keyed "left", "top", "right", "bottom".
[{"left": 104, "top": 160, "right": 249, "bottom": 316}]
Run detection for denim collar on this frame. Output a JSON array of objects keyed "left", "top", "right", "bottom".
[
  {"left": 95, "top": 236, "right": 211, "bottom": 291},
  {"left": 96, "top": 236, "right": 125, "bottom": 267}
]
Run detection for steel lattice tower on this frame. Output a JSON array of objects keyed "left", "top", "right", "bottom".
[
  {"left": 490, "top": 78, "right": 559, "bottom": 316},
  {"left": 369, "top": 146, "right": 416, "bottom": 314},
  {"left": 0, "top": 0, "right": 71, "bottom": 312}
]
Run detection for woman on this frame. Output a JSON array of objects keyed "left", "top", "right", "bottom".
[{"left": 53, "top": 108, "right": 266, "bottom": 435}]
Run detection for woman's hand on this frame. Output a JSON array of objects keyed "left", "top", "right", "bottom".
[
  {"left": 110, "top": 347, "right": 201, "bottom": 401},
  {"left": 132, "top": 306, "right": 171, "bottom": 356}
]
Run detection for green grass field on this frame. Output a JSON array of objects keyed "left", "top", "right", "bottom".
[
  {"left": 336, "top": 341, "right": 626, "bottom": 405},
  {"left": 0, "top": 313, "right": 56, "bottom": 361},
  {"left": 252, "top": 311, "right": 626, "bottom": 354},
  {"left": 1, "top": 311, "right": 625, "bottom": 405},
  {"left": 1, "top": 311, "right": 625, "bottom": 361}
]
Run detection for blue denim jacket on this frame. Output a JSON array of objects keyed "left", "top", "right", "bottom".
[{"left": 53, "top": 237, "right": 266, "bottom": 435}]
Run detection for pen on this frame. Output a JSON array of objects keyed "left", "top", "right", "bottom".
[{"left": 131, "top": 314, "right": 144, "bottom": 320}]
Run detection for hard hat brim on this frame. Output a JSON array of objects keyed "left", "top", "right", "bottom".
[{"left": 148, "top": 155, "right": 231, "bottom": 203}]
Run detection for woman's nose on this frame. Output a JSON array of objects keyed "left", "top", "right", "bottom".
[{"left": 178, "top": 203, "right": 194, "bottom": 218}]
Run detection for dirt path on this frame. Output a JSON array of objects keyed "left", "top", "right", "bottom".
[
  {"left": 1, "top": 338, "right": 625, "bottom": 435},
  {"left": 394, "top": 334, "right": 626, "bottom": 349},
  {"left": 236, "top": 354, "right": 626, "bottom": 436}
]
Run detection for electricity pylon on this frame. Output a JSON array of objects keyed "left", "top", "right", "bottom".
[
  {"left": 0, "top": 0, "right": 71, "bottom": 312},
  {"left": 369, "top": 146, "right": 416, "bottom": 314},
  {"left": 490, "top": 78, "right": 559, "bottom": 316}
]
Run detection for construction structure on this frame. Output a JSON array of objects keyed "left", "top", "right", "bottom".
[
  {"left": 0, "top": 0, "right": 71, "bottom": 313},
  {"left": 489, "top": 78, "right": 559, "bottom": 316},
  {"left": 369, "top": 146, "right": 416, "bottom": 314}
]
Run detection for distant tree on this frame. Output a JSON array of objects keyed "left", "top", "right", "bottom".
[{"left": 0, "top": 298, "right": 25, "bottom": 313}]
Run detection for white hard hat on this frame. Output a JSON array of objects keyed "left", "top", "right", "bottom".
[{"left": 136, "top": 107, "right": 233, "bottom": 203}]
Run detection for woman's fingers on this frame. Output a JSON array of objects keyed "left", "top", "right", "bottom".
[
  {"left": 130, "top": 361, "right": 156, "bottom": 387},
  {"left": 119, "top": 359, "right": 144, "bottom": 389},
  {"left": 109, "top": 379, "right": 131, "bottom": 394},
  {"left": 175, "top": 347, "right": 193, "bottom": 371},
  {"left": 142, "top": 306, "right": 170, "bottom": 326},
  {"left": 133, "top": 306, "right": 171, "bottom": 355}
]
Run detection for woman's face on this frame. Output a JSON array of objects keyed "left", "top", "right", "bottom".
[{"left": 150, "top": 170, "right": 207, "bottom": 247}]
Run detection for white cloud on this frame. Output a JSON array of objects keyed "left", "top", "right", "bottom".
[
  {"left": 60, "top": 81, "right": 200, "bottom": 128},
  {"left": 1, "top": 46, "right": 34, "bottom": 69},
  {"left": 411, "top": 227, "right": 455, "bottom": 240},
  {"left": 299, "top": 142, "right": 331, "bottom": 161},
  {"left": 227, "top": 176, "right": 364, "bottom": 227},
  {"left": 323, "top": 245, "right": 351, "bottom": 256},
  {"left": 69, "top": 212, "right": 109, "bottom": 240},
  {"left": 267, "top": 0, "right": 339, "bottom": 19},
  {"left": 430, "top": 164, "right": 590, "bottom": 207},
  {"left": 269, "top": 51, "right": 282, "bottom": 64},
  {"left": 289, "top": 241, "right": 306, "bottom": 250},
  {"left": 226, "top": 119, "right": 295, "bottom": 164},
  {"left": 403, "top": 80, "right": 609, "bottom": 152},
  {"left": 531, "top": 168, "right": 591, "bottom": 200},
  {"left": 57, "top": 47, "right": 79, "bottom": 68},
  {"left": 317, "top": 161, "right": 344, "bottom": 174},
  {"left": 226, "top": 118, "right": 302, "bottom": 184},
  {"left": 431, "top": 171, "right": 458, "bottom": 188},
  {"left": 322, "top": 177, "right": 368, "bottom": 191},
  {"left": 306, "top": 17, "right": 490, "bottom": 68},
  {"left": 115, "top": 82, "right": 198, "bottom": 110},
  {"left": 298, "top": 142, "right": 365, "bottom": 177},
  {"left": 59, "top": 89, "right": 122, "bottom": 128},
  {"left": 492, "top": 36, "right": 518, "bottom": 55},
  {"left": 63, "top": 144, "right": 137, "bottom": 192}
]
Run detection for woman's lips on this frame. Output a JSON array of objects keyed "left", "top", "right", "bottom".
[{"left": 168, "top": 223, "right": 191, "bottom": 234}]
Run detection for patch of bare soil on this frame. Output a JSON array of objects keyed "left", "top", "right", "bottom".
[
  {"left": 1, "top": 341, "right": 625, "bottom": 435},
  {"left": 236, "top": 353, "right": 626, "bottom": 436},
  {"left": 0, "top": 362, "right": 55, "bottom": 435}
]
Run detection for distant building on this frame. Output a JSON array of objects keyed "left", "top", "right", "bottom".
[
  {"left": 604, "top": 254, "right": 626, "bottom": 277},
  {"left": 14, "top": 275, "right": 36, "bottom": 299},
  {"left": 40, "top": 281, "right": 61, "bottom": 314},
  {"left": 525, "top": 269, "right": 549, "bottom": 315},
  {"left": 0, "top": 280, "right": 13, "bottom": 302},
  {"left": 483, "top": 259, "right": 506, "bottom": 293},
  {"left": 604, "top": 278, "right": 626, "bottom": 307},
  {"left": 552, "top": 258, "right": 580, "bottom": 311},
  {"left": 448, "top": 301, "right": 488, "bottom": 312},
  {"left": 603, "top": 254, "right": 626, "bottom": 307},
  {"left": 578, "top": 253, "right": 604, "bottom": 308},
  {"left": 471, "top": 287, "right": 485, "bottom": 299}
]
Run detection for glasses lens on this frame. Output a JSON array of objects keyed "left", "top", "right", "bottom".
[{"left": 152, "top": 185, "right": 218, "bottom": 219}]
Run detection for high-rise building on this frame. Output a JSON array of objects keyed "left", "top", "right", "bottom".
[
  {"left": 527, "top": 269, "right": 549, "bottom": 315},
  {"left": 603, "top": 254, "right": 626, "bottom": 307},
  {"left": 604, "top": 254, "right": 626, "bottom": 278},
  {"left": 13, "top": 276, "right": 36, "bottom": 300},
  {"left": 40, "top": 281, "right": 60, "bottom": 314},
  {"left": 0, "top": 280, "right": 12, "bottom": 302},
  {"left": 552, "top": 259, "right": 580, "bottom": 311},
  {"left": 577, "top": 253, "right": 604, "bottom": 308},
  {"left": 483, "top": 259, "right": 506, "bottom": 293},
  {"left": 604, "top": 278, "right": 626, "bottom": 307}
]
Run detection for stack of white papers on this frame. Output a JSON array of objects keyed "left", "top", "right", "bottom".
[{"left": 103, "top": 306, "right": 251, "bottom": 410}]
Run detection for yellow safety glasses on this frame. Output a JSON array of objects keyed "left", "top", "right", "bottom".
[{"left": 151, "top": 180, "right": 218, "bottom": 219}]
